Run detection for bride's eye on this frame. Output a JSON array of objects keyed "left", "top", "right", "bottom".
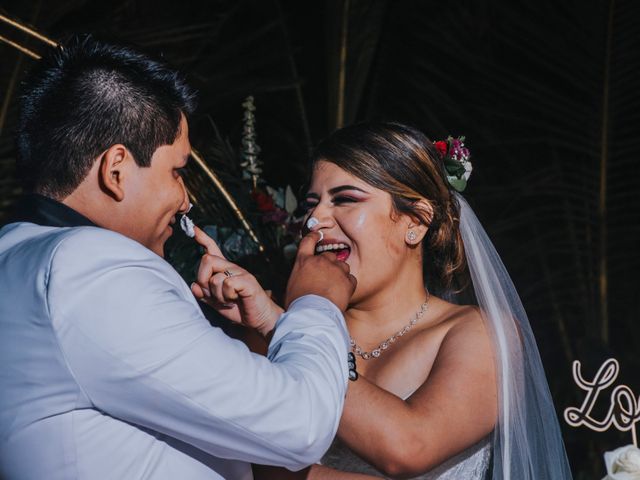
[{"left": 333, "top": 196, "right": 357, "bottom": 204}]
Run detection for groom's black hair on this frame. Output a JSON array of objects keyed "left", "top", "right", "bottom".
[{"left": 16, "top": 34, "right": 197, "bottom": 199}]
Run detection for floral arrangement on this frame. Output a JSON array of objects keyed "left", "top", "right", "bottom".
[
  {"left": 250, "top": 184, "right": 304, "bottom": 260},
  {"left": 434, "top": 136, "right": 473, "bottom": 192},
  {"left": 239, "top": 95, "right": 303, "bottom": 260},
  {"left": 166, "top": 95, "right": 303, "bottom": 290}
]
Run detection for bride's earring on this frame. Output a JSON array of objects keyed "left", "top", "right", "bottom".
[{"left": 406, "top": 230, "right": 418, "bottom": 244}]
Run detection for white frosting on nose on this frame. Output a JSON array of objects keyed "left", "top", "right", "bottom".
[{"left": 306, "top": 217, "right": 319, "bottom": 229}]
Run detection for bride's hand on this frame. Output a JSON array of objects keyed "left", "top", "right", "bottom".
[{"left": 191, "top": 226, "right": 283, "bottom": 337}]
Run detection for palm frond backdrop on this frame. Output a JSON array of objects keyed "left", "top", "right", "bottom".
[{"left": 2, "top": 1, "right": 639, "bottom": 477}]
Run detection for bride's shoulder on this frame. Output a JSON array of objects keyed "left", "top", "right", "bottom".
[
  {"left": 425, "top": 296, "right": 483, "bottom": 330},
  {"left": 420, "top": 297, "right": 491, "bottom": 353}
]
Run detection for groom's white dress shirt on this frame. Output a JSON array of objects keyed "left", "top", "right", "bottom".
[{"left": 0, "top": 222, "right": 350, "bottom": 479}]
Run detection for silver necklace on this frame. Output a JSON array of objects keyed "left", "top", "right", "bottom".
[{"left": 350, "top": 292, "right": 430, "bottom": 360}]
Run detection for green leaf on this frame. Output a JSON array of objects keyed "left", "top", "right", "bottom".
[
  {"left": 444, "top": 158, "right": 465, "bottom": 177},
  {"left": 447, "top": 176, "right": 467, "bottom": 192}
]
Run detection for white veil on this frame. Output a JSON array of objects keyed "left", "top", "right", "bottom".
[{"left": 455, "top": 192, "right": 573, "bottom": 479}]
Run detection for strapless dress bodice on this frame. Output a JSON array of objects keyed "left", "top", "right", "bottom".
[{"left": 321, "top": 435, "right": 491, "bottom": 479}]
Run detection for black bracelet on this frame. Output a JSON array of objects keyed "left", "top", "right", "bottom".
[{"left": 347, "top": 352, "right": 358, "bottom": 381}]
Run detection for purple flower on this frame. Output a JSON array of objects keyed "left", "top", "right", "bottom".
[{"left": 263, "top": 208, "right": 289, "bottom": 225}]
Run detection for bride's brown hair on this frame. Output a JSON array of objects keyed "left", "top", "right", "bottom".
[{"left": 311, "top": 122, "right": 466, "bottom": 292}]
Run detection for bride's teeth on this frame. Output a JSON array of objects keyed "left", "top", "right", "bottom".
[{"left": 315, "top": 243, "right": 350, "bottom": 253}]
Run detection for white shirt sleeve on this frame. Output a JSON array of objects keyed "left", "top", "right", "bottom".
[{"left": 46, "top": 228, "right": 349, "bottom": 470}]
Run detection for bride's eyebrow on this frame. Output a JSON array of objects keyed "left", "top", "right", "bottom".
[
  {"left": 328, "top": 185, "right": 368, "bottom": 195},
  {"left": 305, "top": 185, "right": 369, "bottom": 199}
]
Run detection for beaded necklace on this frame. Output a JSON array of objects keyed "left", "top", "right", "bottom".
[{"left": 350, "top": 292, "right": 430, "bottom": 360}]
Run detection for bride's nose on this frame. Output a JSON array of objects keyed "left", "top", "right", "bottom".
[{"left": 306, "top": 202, "right": 335, "bottom": 231}]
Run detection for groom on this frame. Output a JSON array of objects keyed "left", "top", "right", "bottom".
[{"left": 0, "top": 35, "right": 355, "bottom": 479}]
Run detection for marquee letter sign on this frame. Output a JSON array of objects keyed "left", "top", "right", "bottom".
[{"left": 564, "top": 358, "right": 640, "bottom": 446}]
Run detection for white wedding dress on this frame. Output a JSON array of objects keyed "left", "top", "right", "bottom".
[{"left": 321, "top": 435, "right": 491, "bottom": 479}]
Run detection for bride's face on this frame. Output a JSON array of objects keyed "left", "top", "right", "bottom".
[{"left": 305, "top": 160, "right": 414, "bottom": 303}]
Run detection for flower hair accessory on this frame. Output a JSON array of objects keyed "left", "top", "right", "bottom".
[{"left": 433, "top": 136, "right": 472, "bottom": 192}]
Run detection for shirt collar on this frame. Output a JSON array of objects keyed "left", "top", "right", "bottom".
[{"left": 4, "top": 194, "right": 96, "bottom": 228}]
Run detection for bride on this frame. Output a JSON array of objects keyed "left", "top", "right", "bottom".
[{"left": 201, "top": 122, "right": 573, "bottom": 479}]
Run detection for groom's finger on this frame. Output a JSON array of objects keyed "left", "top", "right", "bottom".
[
  {"left": 190, "top": 282, "right": 207, "bottom": 299},
  {"left": 191, "top": 281, "right": 238, "bottom": 311},
  {"left": 196, "top": 254, "right": 241, "bottom": 292},
  {"left": 193, "top": 226, "right": 225, "bottom": 258},
  {"left": 296, "top": 231, "right": 322, "bottom": 258}
]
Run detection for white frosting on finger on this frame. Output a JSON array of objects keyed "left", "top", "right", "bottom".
[{"left": 180, "top": 214, "right": 195, "bottom": 238}]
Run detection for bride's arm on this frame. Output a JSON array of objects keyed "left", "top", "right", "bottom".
[{"left": 338, "top": 309, "right": 497, "bottom": 478}]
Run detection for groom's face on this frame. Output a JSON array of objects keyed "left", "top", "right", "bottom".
[{"left": 124, "top": 115, "right": 191, "bottom": 257}]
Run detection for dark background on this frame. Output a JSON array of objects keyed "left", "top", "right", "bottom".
[{"left": 2, "top": 1, "right": 639, "bottom": 477}]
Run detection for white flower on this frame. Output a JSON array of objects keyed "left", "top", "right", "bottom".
[
  {"left": 462, "top": 160, "right": 473, "bottom": 182},
  {"left": 284, "top": 185, "right": 297, "bottom": 214},
  {"left": 603, "top": 445, "right": 640, "bottom": 480}
]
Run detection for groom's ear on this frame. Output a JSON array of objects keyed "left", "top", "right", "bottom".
[{"left": 99, "top": 144, "right": 131, "bottom": 202}]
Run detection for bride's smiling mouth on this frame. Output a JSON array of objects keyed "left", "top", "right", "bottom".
[{"left": 315, "top": 239, "right": 351, "bottom": 262}]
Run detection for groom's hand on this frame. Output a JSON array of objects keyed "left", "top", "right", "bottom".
[
  {"left": 191, "top": 226, "right": 283, "bottom": 338},
  {"left": 284, "top": 231, "right": 357, "bottom": 311}
]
